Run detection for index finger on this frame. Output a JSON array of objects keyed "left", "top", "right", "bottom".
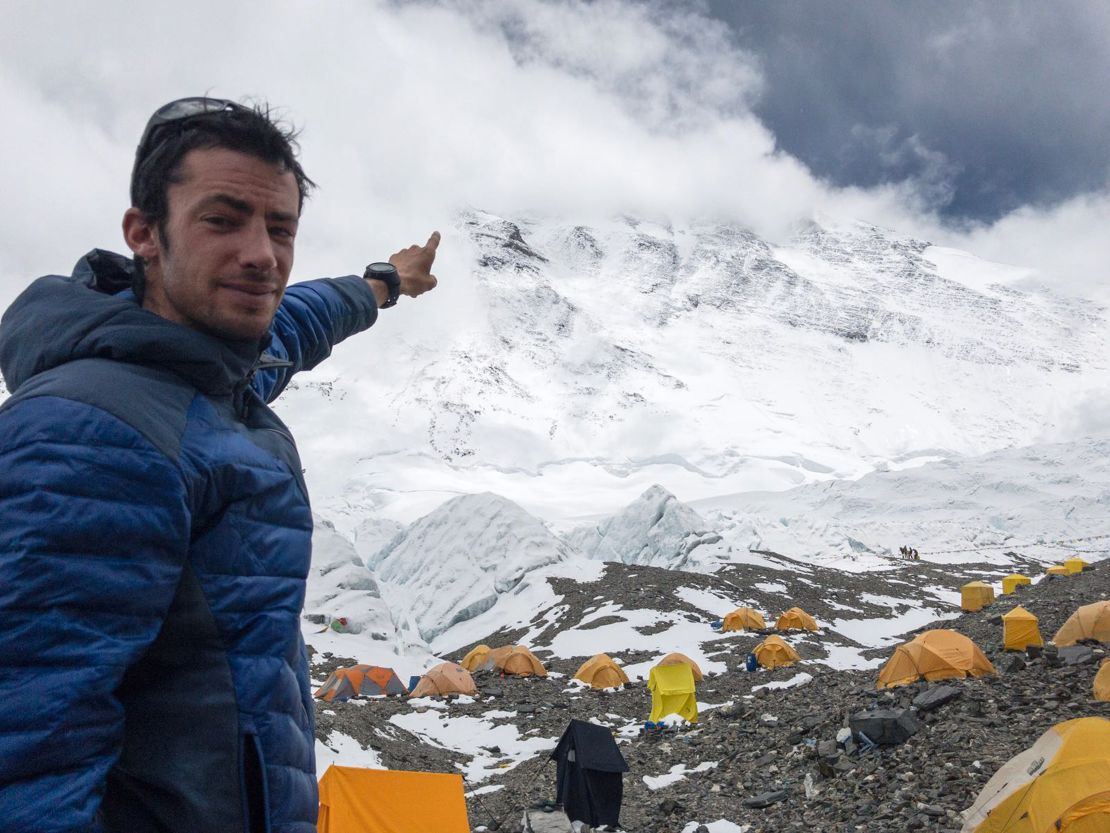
[{"left": 425, "top": 231, "right": 441, "bottom": 251}]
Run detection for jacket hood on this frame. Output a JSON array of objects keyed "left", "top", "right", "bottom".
[{"left": 0, "top": 249, "right": 266, "bottom": 395}]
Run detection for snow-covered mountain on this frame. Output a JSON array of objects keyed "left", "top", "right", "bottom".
[{"left": 277, "top": 210, "right": 1108, "bottom": 531}]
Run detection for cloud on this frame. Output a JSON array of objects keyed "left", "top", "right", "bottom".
[{"left": 0, "top": 0, "right": 1106, "bottom": 312}]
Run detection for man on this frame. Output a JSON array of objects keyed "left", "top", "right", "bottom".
[{"left": 0, "top": 98, "right": 437, "bottom": 832}]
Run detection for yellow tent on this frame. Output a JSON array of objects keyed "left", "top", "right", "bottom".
[
  {"left": 574, "top": 654, "right": 630, "bottom": 689},
  {"left": 647, "top": 662, "right": 697, "bottom": 724},
  {"left": 1046, "top": 565, "right": 1070, "bottom": 576},
  {"left": 460, "top": 644, "right": 491, "bottom": 672},
  {"left": 1094, "top": 660, "right": 1110, "bottom": 703},
  {"left": 961, "top": 581, "right": 996, "bottom": 612},
  {"left": 1002, "top": 574, "right": 1032, "bottom": 594},
  {"left": 409, "top": 662, "right": 478, "bottom": 698},
  {"left": 961, "top": 717, "right": 1110, "bottom": 832},
  {"left": 775, "top": 607, "right": 818, "bottom": 631},
  {"left": 722, "top": 607, "right": 766, "bottom": 632},
  {"left": 656, "top": 652, "right": 704, "bottom": 682},
  {"left": 753, "top": 635, "right": 801, "bottom": 669},
  {"left": 1064, "top": 557, "right": 1090, "bottom": 575},
  {"left": 487, "top": 645, "right": 547, "bottom": 677},
  {"left": 877, "top": 629, "right": 996, "bottom": 689},
  {"left": 1053, "top": 601, "right": 1110, "bottom": 646},
  {"left": 318, "top": 766, "right": 470, "bottom": 833},
  {"left": 1002, "top": 605, "right": 1044, "bottom": 651}
]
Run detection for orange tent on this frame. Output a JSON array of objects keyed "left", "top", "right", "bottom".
[
  {"left": 486, "top": 645, "right": 547, "bottom": 677},
  {"left": 460, "top": 644, "right": 491, "bottom": 672},
  {"left": 775, "top": 607, "right": 818, "bottom": 631},
  {"left": 574, "top": 654, "right": 630, "bottom": 689},
  {"left": 877, "top": 629, "right": 995, "bottom": 689},
  {"left": 655, "top": 652, "right": 704, "bottom": 682},
  {"left": 961, "top": 581, "right": 996, "bottom": 612},
  {"left": 1002, "top": 605, "right": 1044, "bottom": 651},
  {"left": 408, "top": 662, "right": 477, "bottom": 698},
  {"left": 753, "top": 635, "right": 800, "bottom": 669},
  {"left": 722, "top": 607, "right": 766, "bottom": 632},
  {"left": 1095, "top": 659, "right": 1110, "bottom": 703},
  {"left": 1053, "top": 601, "right": 1110, "bottom": 646},
  {"left": 315, "top": 665, "right": 407, "bottom": 702},
  {"left": 318, "top": 766, "right": 470, "bottom": 833}
]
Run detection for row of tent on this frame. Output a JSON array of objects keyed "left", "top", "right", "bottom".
[
  {"left": 961, "top": 558, "right": 1091, "bottom": 612},
  {"left": 876, "top": 601, "right": 1110, "bottom": 699},
  {"left": 720, "top": 605, "right": 818, "bottom": 632}
]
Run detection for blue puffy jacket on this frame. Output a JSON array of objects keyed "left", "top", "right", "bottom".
[{"left": 0, "top": 249, "right": 379, "bottom": 832}]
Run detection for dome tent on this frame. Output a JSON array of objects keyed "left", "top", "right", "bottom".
[
  {"left": 655, "top": 652, "right": 704, "bottom": 682},
  {"left": 408, "top": 662, "right": 478, "bottom": 698},
  {"left": 315, "top": 665, "right": 406, "bottom": 702},
  {"left": 753, "top": 635, "right": 800, "bottom": 669},
  {"left": 1053, "top": 601, "right": 1110, "bottom": 647},
  {"left": 1094, "top": 659, "right": 1110, "bottom": 703},
  {"left": 460, "top": 644, "right": 491, "bottom": 672},
  {"left": 574, "top": 654, "right": 630, "bottom": 690},
  {"left": 775, "top": 607, "right": 818, "bottom": 631},
  {"left": 877, "top": 629, "right": 995, "bottom": 689},
  {"left": 961, "top": 717, "right": 1110, "bottom": 832},
  {"left": 486, "top": 645, "right": 547, "bottom": 677},
  {"left": 722, "top": 607, "right": 766, "bottom": 632}
]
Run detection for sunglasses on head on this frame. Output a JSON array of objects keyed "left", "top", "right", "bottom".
[{"left": 131, "top": 97, "right": 251, "bottom": 198}]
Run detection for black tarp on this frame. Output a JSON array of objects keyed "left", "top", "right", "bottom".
[
  {"left": 550, "top": 719, "right": 629, "bottom": 828},
  {"left": 849, "top": 708, "right": 920, "bottom": 746}
]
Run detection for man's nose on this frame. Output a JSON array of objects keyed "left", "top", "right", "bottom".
[{"left": 238, "top": 219, "right": 278, "bottom": 274}]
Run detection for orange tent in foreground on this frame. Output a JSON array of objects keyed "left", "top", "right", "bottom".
[
  {"left": 877, "top": 629, "right": 995, "bottom": 689},
  {"left": 655, "top": 652, "right": 704, "bottom": 682},
  {"left": 1053, "top": 601, "right": 1110, "bottom": 647},
  {"left": 409, "top": 662, "right": 477, "bottom": 698},
  {"left": 318, "top": 766, "right": 470, "bottom": 833}
]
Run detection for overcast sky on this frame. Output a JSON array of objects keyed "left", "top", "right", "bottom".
[{"left": 1, "top": 0, "right": 1108, "bottom": 310}]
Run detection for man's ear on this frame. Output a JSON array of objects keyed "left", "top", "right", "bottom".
[{"left": 122, "top": 208, "right": 161, "bottom": 265}]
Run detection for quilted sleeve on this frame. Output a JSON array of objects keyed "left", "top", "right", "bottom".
[
  {"left": 255, "top": 275, "right": 379, "bottom": 403},
  {"left": 0, "top": 397, "right": 190, "bottom": 832}
]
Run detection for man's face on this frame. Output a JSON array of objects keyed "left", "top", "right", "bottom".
[{"left": 130, "top": 147, "right": 300, "bottom": 340}]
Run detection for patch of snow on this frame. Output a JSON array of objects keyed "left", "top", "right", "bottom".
[
  {"left": 752, "top": 672, "right": 813, "bottom": 692},
  {"left": 315, "top": 731, "right": 383, "bottom": 776},
  {"left": 644, "top": 761, "right": 718, "bottom": 790}
]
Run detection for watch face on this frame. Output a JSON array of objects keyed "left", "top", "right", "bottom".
[{"left": 368, "top": 262, "right": 395, "bottom": 276}]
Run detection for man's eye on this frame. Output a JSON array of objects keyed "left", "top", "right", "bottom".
[
  {"left": 271, "top": 227, "right": 295, "bottom": 239},
  {"left": 204, "top": 216, "right": 232, "bottom": 228}
]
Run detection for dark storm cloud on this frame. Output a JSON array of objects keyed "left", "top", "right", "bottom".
[{"left": 706, "top": 1, "right": 1110, "bottom": 222}]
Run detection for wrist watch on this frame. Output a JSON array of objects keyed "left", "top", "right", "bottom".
[{"left": 364, "top": 262, "right": 400, "bottom": 308}]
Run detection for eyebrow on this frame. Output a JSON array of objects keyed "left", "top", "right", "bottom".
[{"left": 198, "top": 193, "right": 299, "bottom": 224}]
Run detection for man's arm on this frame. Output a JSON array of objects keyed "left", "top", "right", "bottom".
[
  {"left": 256, "top": 232, "right": 440, "bottom": 403},
  {"left": 0, "top": 397, "right": 190, "bottom": 831}
]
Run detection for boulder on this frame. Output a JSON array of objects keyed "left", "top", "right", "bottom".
[
  {"left": 911, "top": 685, "right": 962, "bottom": 713},
  {"left": 849, "top": 708, "right": 919, "bottom": 746}
]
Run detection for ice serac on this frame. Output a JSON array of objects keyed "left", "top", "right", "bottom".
[
  {"left": 304, "top": 516, "right": 399, "bottom": 642},
  {"left": 569, "top": 484, "right": 721, "bottom": 569},
  {"left": 368, "top": 492, "right": 574, "bottom": 641}
]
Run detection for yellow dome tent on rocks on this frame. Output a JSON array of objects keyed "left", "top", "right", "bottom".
[
  {"left": 460, "top": 644, "right": 491, "bottom": 672},
  {"left": 574, "top": 654, "right": 630, "bottom": 689},
  {"left": 753, "top": 635, "right": 800, "bottom": 669},
  {"left": 960, "top": 717, "right": 1110, "bottom": 832},
  {"left": 877, "top": 629, "right": 995, "bottom": 689},
  {"left": 775, "top": 607, "right": 818, "bottom": 631},
  {"left": 486, "top": 645, "right": 547, "bottom": 677},
  {"left": 1063, "top": 557, "right": 1090, "bottom": 574},
  {"left": 1094, "top": 659, "right": 1110, "bottom": 703},
  {"left": 1053, "top": 601, "right": 1110, "bottom": 646},
  {"left": 722, "top": 607, "right": 766, "bottom": 632}
]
